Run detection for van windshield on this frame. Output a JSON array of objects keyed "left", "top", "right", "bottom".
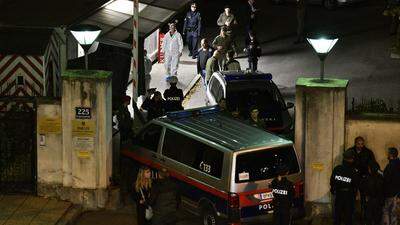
[
  {"left": 235, "top": 146, "right": 300, "bottom": 183},
  {"left": 226, "top": 81, "right": 285, "bottom": 120}
]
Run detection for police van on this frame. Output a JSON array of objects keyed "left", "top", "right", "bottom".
[
  {"left": 122, "top": 107, "right": 304, "bottom": 225},
  {"left": 206, "top": 71, "right": 294, "bottom": 135}
]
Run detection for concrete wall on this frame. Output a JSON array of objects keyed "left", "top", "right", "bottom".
[
  {"left": 345, "top": 116, "right": 400, "bottom": 169},
  {"left": 37, "top": 100, "right": 63, "bottom": 187}
]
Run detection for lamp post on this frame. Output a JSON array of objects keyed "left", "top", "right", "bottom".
[
  {"left": 69, "top": 24, "right": 102, "bottom": 70},
  {"left": 307, "top": 34, "right": 338, "bottom": 82}
]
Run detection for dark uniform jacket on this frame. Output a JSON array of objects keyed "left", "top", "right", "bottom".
[
  {"left": 245, "top": 38, "right": 261, "bottom": 61},
  {"left": 141, "top": 98, "right": 166, "bottom": 121},
  {"left": 330, "top": 161, "right": 360, "bottom": 195},
  {"left": 116, "top": 105, "right": 133, "bottom": 137},
  {"left": 270, "top": 177, "right": 294, "bottom": 210},
  {"left": 197, "top": 48, "right": 213, "bottom": 74},
  {"left": 163, "top": 87, "right": 184, "bottom": 112},
  {"left": 183, "top": 11, "right": 201, "bottom": 36},
  {"left": 149, "top": 178, "right": 180, "bottom": 225},
  {"left": 383, "top": 158, "right": 400, "bottom": 198},
  {"left": 360, "top": 173, "right": 384, "bottom": 200},
  {"left": 347, "top": 146, "right": 376, "bottom": 178}
]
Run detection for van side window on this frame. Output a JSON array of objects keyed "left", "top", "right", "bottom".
[
  {"left": 139, "top": 124, "right": 162, "bottom": 152},
  {"left": 162, "top": 129, "right": 223, "bottom": 178}
]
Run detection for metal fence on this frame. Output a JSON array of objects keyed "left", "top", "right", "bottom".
[{"left": 350, "top": 97, "right": 400, "bottom": 114}]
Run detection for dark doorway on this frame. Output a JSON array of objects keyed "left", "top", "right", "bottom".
[{"left": 0, "top": 97, "right": 36, "bottom": 194}]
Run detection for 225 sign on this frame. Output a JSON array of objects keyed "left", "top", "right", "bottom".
[{"left": 75, "top": 107, "right": 91, "bottom": 119}]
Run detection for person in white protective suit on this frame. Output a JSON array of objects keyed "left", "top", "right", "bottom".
[{"left": 162, "top": 23, "right": 183, "bottom": 77}]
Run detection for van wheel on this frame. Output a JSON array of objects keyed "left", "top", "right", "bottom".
[{"left": 201, "top": 208, "right": 218, "bottom": 225}]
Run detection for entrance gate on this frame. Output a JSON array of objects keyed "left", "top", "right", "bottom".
[{"left": 0, "top": 97, "right": 36, "bottom": 193}]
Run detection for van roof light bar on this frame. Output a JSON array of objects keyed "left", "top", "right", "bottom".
[
  {"left": 166, "top": 106, "right": 220, "bottom": 119},
  {"left": 224, "top": 73, "right": 273, "bottom": 81}
]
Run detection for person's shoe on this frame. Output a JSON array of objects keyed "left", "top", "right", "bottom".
[
  {"left": 188, "top": 52, "right": 192, "bottom": 57},
  {"left": 192, "top": 55, "right": 197, "bottom": 59}
]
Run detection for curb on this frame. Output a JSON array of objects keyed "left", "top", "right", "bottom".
[
  {"left": 56, "top": 205, "right": 83, "bottom": 225},
  {"left": 183, "top": 74, "right": 201, "bottom": 98}
]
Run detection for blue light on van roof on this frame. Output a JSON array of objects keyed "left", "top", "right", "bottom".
[
  {"left": 225, "top": 73, "right": 273, "bottom": 81},
  {"left": 167, "top": 106, "right": 220, "bottom": 119}
]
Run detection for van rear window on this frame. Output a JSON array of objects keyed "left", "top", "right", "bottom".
[{"left": 235, "top": 146, "right": 300, "bottom": 183}]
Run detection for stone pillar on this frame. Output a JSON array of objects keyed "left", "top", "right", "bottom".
[
  {"left": 61, "top": 70, "right": 112, "bottom": 208},
  {"left": 294, "top": 78, "right": 348, "bottom": 218}
]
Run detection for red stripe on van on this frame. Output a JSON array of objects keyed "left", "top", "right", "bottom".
[{"left": 122, "top": 149, "right": 229, "bottom": 200}]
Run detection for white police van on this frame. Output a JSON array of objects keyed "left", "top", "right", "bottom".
[{"left": 122, "top": 106, "right": 304, "bottom": 225}]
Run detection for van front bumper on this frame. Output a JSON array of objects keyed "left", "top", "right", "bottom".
[{"left": 239, "top": 213, "right": 274, "bottom": 224}]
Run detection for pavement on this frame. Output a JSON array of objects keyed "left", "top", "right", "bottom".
[
  {"left": 182, "top": 0, "right": 400, "bottom": 109},
  {"left": 0, "top": 195, "right": 74, "bottom": 225},
  {"left": 136, "top": 48, "right": 201, "bottom": 109}
]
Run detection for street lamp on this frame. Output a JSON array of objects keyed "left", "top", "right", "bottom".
[
  {"left": 69, "top": 24, "right": 102, "bottom": 70},
  {"left": 307, "top": 34, "right": 338, "bottom": 82}
]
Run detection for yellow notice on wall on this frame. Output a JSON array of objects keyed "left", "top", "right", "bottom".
[
  {"left": 311, "top": 162, "right": 324, "bottom": 171},
  {"left": 73, "top": 137, "right": 94, "bottom": 159},
  {"left": 72, "top": 120, "right": 96, "bottom": 137},
  {"left": 38, "top": 117, "right": 62, "bottom": 134}
]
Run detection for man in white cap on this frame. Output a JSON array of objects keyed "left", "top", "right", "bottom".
[
  {"left": 162, "top": 23, "right": 183, "bottom": 78},
  {"left": 163, "top": 76, "right": 184, "bottom": 112}
]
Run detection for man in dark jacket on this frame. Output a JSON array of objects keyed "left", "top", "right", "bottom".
[
  {"left": 183, "top": 2, "right": 201, "bottom": 58},
  {"left": 197, "top": 38, "right": 213, "bottom": 88},
  {"left": 116, "top": 95, "right": 134, "bottom": 145},
  {"left": 163, "top": 76, "right": 184, "bottom": 112},
  {"left": 346, "top": 136, "right": 376, "bottom": 221},
  {"left": 244, "top": 0, "right": 258, "bottom": 32},
  {"left": 150, "top": 169, "right": 180, "bottom": 225},
  {"left": 360, "top": 161, "right": 384, "bottom": 225},
  {"left": 330, "top": 150, "right": 360, "bottom": 225},
  {"left": 141, "top": 91, "right": 166, "bottom": 121},
  {"left": 270, "top": 165, "right": 294, "bottom": 225},
  {"left": 244, "top": 31, "right": 261, "bottom": 72},
  {"left": 382, "top": 147, "right": 400, "bottom": 225}
]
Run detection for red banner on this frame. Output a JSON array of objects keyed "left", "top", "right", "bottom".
[{"left": 158, "top": 32, "right": 165, "bottom": 63}]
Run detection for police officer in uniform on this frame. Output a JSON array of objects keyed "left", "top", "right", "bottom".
[
  {"left": 330, "top": 150, "right": 360, "bottom": 225},
  {"left": 183, "top": 2, "right": 201, "bottom": 59},
  {"left": 163, "top": 76, "right": 184, "bottom": 112},
  {"left": 270, "top": 165, "right": 294, "bottom": 225}
]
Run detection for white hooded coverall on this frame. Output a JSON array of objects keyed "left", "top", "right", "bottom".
[{"left": 162, "top": 31, "right": 183, "bottom": 76}]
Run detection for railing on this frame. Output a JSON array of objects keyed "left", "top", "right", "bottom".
[{"left": 350, "top": 97, "right": 400, "bottom": 114}]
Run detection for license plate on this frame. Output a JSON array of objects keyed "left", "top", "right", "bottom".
[{"left": 260, "top": 192, "right": 273, "bottom": 200}]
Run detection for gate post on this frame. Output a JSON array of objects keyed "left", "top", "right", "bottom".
[
  {"left": 295, "top": 78, "right": 348, "bottom": 221},
  {"left": 61, "top": 70, "right": 112, "bottom": 208}
]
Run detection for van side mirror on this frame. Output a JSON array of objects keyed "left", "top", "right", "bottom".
[{"left": 286, "top": 102, "right": 294, "bottom": 109}]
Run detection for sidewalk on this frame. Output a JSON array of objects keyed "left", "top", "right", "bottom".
[{"left": 0, "top": 195, "right": 73, "bottom": 225}]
